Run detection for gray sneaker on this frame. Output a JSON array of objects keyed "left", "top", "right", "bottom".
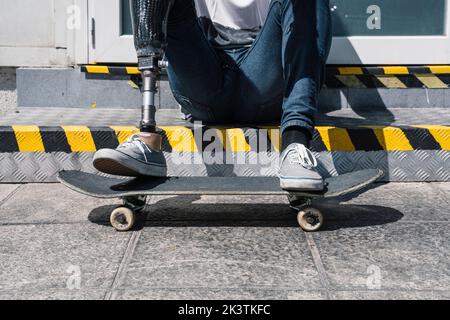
[
  {"left": 93, "top": 134, "right": 167, "bottom": 177},
  {"left": 279, "top": 143, "right": 324, "bottom": 191}
]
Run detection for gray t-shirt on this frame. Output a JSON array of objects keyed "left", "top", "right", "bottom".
[{"left": 194, "top": 0, "right": 271, "bottom": 49}]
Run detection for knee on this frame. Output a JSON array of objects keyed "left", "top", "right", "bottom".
[{"left": 271, "top": 0, "right": 288, "bottom": 11}]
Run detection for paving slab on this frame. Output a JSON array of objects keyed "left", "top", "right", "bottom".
[
  {"left": 390, "top": 185, "right": 450, "bottom": 222},
  {"left": 311, "top": 222, "right": 450, "bottom": 291},
  {"left": 111, "top": 289, "right": 327, "bottom": 300},
  {"left": 435, "top": 183, "right": 450, "bottom": 205},
  {"left": 0, "top": 184, "right": 117, "bottom": 224},
  {"left": 337, "top": 183, "right": 406, "bottom": 206},
  {"left": 0, "top": 182, "right": 448, "bottom": 299},
  {"left": 0, "top": 224, "right": 130, "bottom": 293},
  {"left": 309, "top": 203, "right": 403, "bottom": 231},
  {"left": 121, "top": 227, "right": 321, "bottom": 291},
  {"left": 0, "top": 289, "right": 107, "bottom": 300},
  {"left": 386, "top": 182, "right": 450, "bottom": 212},
  {"left": 0, "top": 184, "right": 19, "bottom": 204},
  {"left": 317, "top": 183, "right": 450, "bottom": 225},
  {"left": 330, "top": 290, "right": 450, "bottom": 300}
]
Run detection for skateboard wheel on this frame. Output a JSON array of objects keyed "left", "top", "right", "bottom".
[
  {"left": 110, "top": 207, "right": 136, "bottom": 232},
  {"left": 297, "top": 208, "right": 323, "bottom": 232}
]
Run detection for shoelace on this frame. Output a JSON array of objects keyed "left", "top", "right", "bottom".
[
  {"left": 281, "top": 144, "right": 318, "bottom": 170},
  {"left": 120, "top": 135, "right": 153, "bottom": 163}
]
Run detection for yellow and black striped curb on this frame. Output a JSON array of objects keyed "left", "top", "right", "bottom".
[
  {"left": 325, "top": 66, "right": 450, "bottom": 89},
  {"left": 1, "top": 125, "right": 449, "bottom": 153},
  {"left": 81, "top": 65, "right": 450, "bottom": 89},
  {"left": 81, "top": 65, "right": 141, "bottom": 75}
]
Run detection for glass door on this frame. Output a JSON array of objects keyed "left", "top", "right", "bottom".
[{"left": 328, "top": 0, "right": 450, "bottom": 64}]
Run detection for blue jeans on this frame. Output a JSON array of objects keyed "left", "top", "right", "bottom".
[{"left": 165, "top": 0, "right": 332, "bottom": 136}]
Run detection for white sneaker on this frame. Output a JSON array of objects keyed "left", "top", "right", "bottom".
[
  {"left": 279, "top": 143, "right": 324, "bottom": 191},
  {"left": 93, "top": 134, "right": 167, "bottom": 177}
]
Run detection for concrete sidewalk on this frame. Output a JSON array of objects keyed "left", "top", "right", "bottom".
[{"left": 0, "top": 182, "right": 449, "bottom": 300}]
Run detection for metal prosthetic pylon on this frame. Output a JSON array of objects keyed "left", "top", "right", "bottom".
[{"left": 140, "top": 55, "right": 161, "bottom": 133}]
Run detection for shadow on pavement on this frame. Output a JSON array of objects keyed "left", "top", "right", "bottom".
[
  {"left": 314, "top": 203, "right": 403, "bottom": 231},
  {"left": 88, "top": 194, "right": 403, "bottom": 231}
]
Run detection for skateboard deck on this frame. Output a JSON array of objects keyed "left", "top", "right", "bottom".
[
  {"left": 58, "top": 169, "right": 382, "bottom": 232},
  {"left": 58, "top": 169, "right": 383, "bottom": 199}
]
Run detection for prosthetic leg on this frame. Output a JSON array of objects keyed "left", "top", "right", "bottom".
[
  {"left": 91, "top": 0, "right": 174, "bottom": 177},
  {"left": 131, "top": 0, "right": 174, "bottom": 134}
]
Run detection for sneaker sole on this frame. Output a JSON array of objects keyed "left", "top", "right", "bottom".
[
  {"left": 280, "top": 177, "right": 324, "bottom": 191},
  {"left": 93, "top": 158, "right": 141, "bottom": 177},
  {"left": 93, "top": 149, "right": 167, "bottom": 177}
]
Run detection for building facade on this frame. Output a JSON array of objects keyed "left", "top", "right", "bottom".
[{"left": 1, "top": 0, "right": 449, "bottom": 67}]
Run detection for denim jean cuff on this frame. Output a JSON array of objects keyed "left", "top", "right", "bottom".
[{"left": 280, "top": 120, "right": 315, "bottom": 137}]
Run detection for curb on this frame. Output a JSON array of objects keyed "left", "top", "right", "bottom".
[
  {"left": 81, "top": 65, "right": 450, "bottom": 89},
  {"left": 1, "top": 125, "right": 449, "bottom": 153}
]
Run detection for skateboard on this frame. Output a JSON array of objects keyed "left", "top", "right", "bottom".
[{"left": 57, "top": 169, "right": 383, "bottom": 232}]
